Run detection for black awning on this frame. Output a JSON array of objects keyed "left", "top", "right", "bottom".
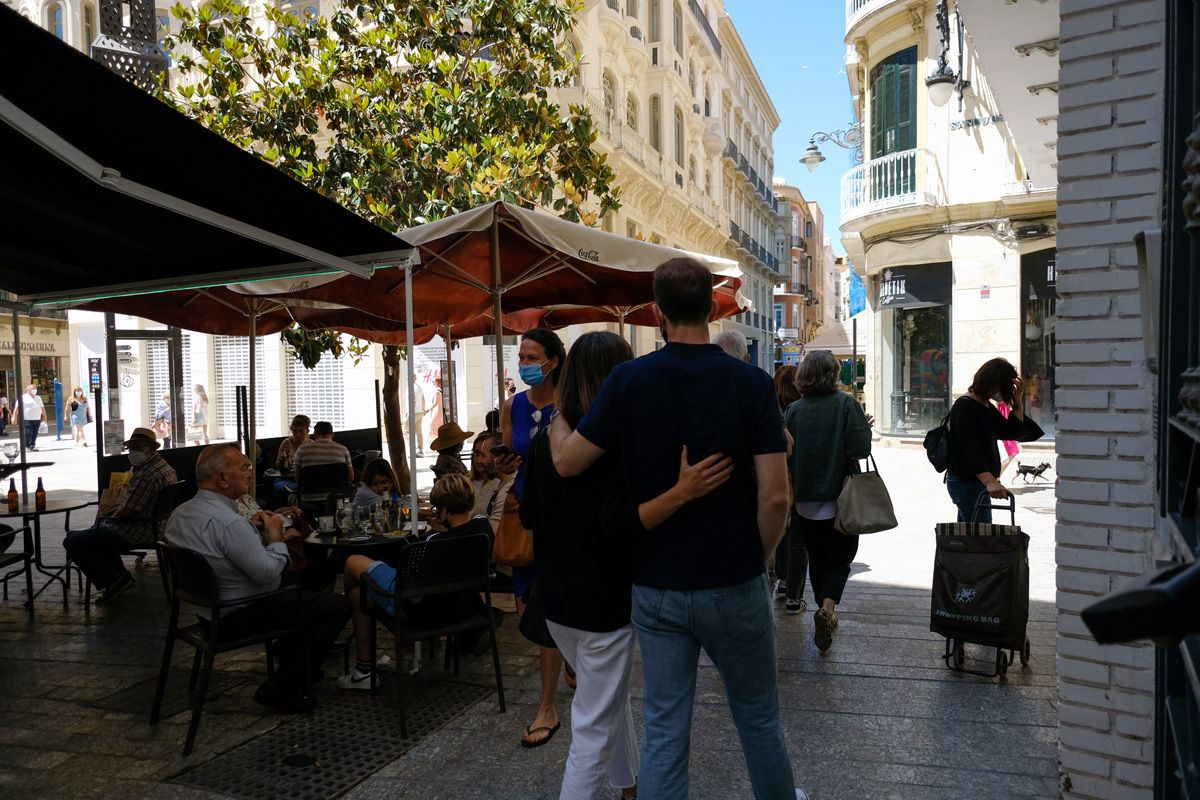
[
  {"left": 878, "top": 262, "right": 953, "bottom": 309},
  {"left": 0, "top": 6, "right": 411, "bottom": 304}
]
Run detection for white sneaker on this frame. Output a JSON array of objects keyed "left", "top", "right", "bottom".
[
  {"left": 336, "top": 669, "right": 374, "bottom": 690},
  {"left": 795, "top": 789, "right": 810, "bottom": 800}
]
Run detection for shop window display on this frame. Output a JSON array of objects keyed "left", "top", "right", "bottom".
[
  {"left": 883, "top": 305, "right": 950, "bottom": 434},
  {"left": 1020, "top": 249, "right": 1057, "bottom": 438}
]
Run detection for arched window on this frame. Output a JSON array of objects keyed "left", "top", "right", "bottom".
[
  {"left": 82, "top": 3, "right": 96, "bottom": 53},
  {"left": 704, "top": 89, "right": 711, "bottom": 117},
  {"left": 602, "top": 70, "right": 616, "bottom": 118},
  {"left": 649, "top": 95, "right": 661, "bottom": 151},
  {"left": 672, "top": 1, "right": 683, "bottom": 54},
  {"left": 673, "top": 105, "right": 684, "bottom": 166},
  {"left": 626, "top": 93, "right": 639, "bottom": 131},
  {"left": 648, "top": 0, "right": 660, "bottom": 41},
  {"left": 47, "top": 3, "right": 64, "bottom": 40}
]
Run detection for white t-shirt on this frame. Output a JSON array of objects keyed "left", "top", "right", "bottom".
[{"left": 21, "top": 393, "right": 44, "bottom": 420}]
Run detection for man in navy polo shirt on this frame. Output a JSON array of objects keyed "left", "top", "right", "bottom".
[{"left": 551, "top": 258, "right": 802, "bottom": 800}]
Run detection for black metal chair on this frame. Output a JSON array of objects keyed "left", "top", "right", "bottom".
[
  {"left": 361, "top": 533, "right": 505, "bottom": 738},
  {"left": 151, "top": 543, "right": 311, "bottom": 756},
  {"left": 78, "top": 480, "right": 185, "bottom": 607},
  {"left": 0, "top": 524, "right": 35, "bottom": 619},
  {"left": 296, "top": 463, "right": 351, "bottom": 516}
]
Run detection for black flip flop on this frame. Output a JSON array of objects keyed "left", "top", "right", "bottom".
[{"left": 520, "top": 721, "right": 561, "bottom": 749}]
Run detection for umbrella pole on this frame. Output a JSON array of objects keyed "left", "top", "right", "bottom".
[
  {"left": 618, "top": 309, "right": 628, "bottom": 345},
  {"left": 491, "top": 217, "right": 504, "bottom": 413},
  {"left": 404, "top": 264, "right": 418, "bottom": 531},
  {"left": 248, "top": 310, "right": 257, "bottom": 499},
  {"left": 12, "top": 308, "right": 27, "bottom": 501},
  {"left": 444, "top": 324, "right": 455, "bottom": 424}
]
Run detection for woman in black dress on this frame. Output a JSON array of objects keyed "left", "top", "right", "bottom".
[{"left": 946, "top": 358, "right": 1045, "bottom": 523}]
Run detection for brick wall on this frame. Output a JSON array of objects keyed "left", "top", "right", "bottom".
[{"left": 1054, "top": 1, "right": 1164, "bottom": 797}]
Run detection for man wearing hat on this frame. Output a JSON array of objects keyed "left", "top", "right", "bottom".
[
  {"left": 430, "top": 422, "right": 474, "bottom": 480},
  {"left": 63, "top": 426, "right": 177, "bottom": 604}
]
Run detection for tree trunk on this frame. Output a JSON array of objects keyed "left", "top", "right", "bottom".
[{"left": 381, "top": 345, "right": 410, "bottom": 494}]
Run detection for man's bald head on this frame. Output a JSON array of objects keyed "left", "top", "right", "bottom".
[{"left": 196, "top": 444, "right": 251, "bottom": 498}]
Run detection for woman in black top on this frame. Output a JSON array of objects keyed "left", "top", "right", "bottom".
[
  {"left": 946, "top": 358, "right": 1044, "bottom": 522},
  {"left": 521, "top": 331, "right": 732, "bottom": 800}
]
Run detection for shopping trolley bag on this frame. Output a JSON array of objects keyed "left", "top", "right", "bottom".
[{"left": 931, "top": 495, "right": 1030, "bottom": 676}]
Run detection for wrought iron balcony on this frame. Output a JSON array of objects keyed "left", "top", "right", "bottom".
[
  {"left": 688, "top": 0, "right": 722, "bottom": 57},
  {"left": 841, "top": 148, "right": 942, "bottom": 223}
]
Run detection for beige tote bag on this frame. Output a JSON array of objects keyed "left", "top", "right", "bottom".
[{"left": 834, "top": 455, "right": 898, "bottom": 535}]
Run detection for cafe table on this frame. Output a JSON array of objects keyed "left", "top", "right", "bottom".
[
  {"left": 302, "top": 521, "right": 429, "bottom": 556},
  {"left": 0, "top": 497, "right": 93, "bottom": 608}
]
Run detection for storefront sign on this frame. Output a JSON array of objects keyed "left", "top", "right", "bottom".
[
  {"left": 878, "top": 262, "right": 952, "bottom": 309},
  {"left": 780, "top": 345, "right": 804, "bottom": 366},
  {"left": 0, "top": 340, "right": 59, "bottom": 353},
  {"left": 777, "top": 327, "right": 798, "bottom": 340},
  {"left": 950, "top": 114, "right": 1004, "bottom": 131},
  {"left": 1023, "top": 248, "right": 1057, "bottom": 298}
]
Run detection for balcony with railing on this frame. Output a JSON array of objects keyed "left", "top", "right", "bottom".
[
  {"left": 841, "top": 148, "right": 942, "bottom": 224},
  {"left": 846, "top": 0, "right": 905, "bottom": 35},
  {"left": 688, "top": 0, "right": 722, "bottom": 58}
]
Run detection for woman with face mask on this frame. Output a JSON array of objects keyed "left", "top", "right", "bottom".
[
  {"left": 66, "top": 386, "right": 90, "bottom": 446},
  {"left": 497, "top": 327, "right": 570, "bottom": 748},
  {"left": 945, "top": 358, "right": 1045, "bottom": 523}
]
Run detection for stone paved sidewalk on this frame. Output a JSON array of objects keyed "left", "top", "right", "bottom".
[{"left": 0, "top": 446, "right": 1060, "bottom": 799}]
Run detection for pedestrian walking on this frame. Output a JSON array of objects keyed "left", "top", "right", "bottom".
[
  {"left": 16, "top": 385, "right": 45, "bottom": 451},
  {"left": 945, "top": 358, "right": 1044, "bottom": 522},
  {"left": 191, "top": 384, "right": 210, "bottom": 445},
  {"left": 152, "top": 392, "right": 172, "bottom": 448},
  {"left": 772, "top": 364, "right": 804, "bottom": 606},
  {"left": 522, "top": 331, "right": 733, "bottom": 800},
  {"left": 784, "top": 350, "right": 873, "bottom": 651},
  {"left": 0, "top": 392, "right": 9, "bottom": 436},
  {"left": 498, "top": 327, "right": 571, "bottom": 749},
  {"left": 551, "top": 258, "right": 806, "bottom": 800},
  {"left": 65, "top": 386, "right": 90, "bottom": 446}
]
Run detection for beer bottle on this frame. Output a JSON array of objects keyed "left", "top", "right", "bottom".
[
  {"left": 6, "top": 479, "right": 17, "bottom": 513},
  {"left": 34, "top": 478, "right": 46, "bottom": 512}
]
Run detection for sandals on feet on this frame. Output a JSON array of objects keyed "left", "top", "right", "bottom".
[
  {"left": 564, "top": 664, "right": 577, "bottom": 690},
  {"left": 520, "top": 721, "right": 561, "bottom": 748}
]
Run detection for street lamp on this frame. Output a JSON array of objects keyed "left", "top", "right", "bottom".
[
  {"left": 800, "top": 124, "right": 863, "bottom": 173},
  {"left": 927, "top": 0, "right": 970, "bottom": 110}
]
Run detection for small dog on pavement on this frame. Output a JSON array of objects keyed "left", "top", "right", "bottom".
[{"left": 1015, "top": 461, "right": 1052, "bottom": 483}]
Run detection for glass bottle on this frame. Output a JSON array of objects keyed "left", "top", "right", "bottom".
[
  {"left": 34, "top": 478, "right": 46, "bottom": 512},
  {"left": 6, "top": 479, "right": 17, "bottom": 513}
]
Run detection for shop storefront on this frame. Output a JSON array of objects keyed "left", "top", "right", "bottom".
[
  {"left": 1020, "top": 248, "right": 1057, "bottom": 438},
  {"left": 879, "top": 262, "right": 952, "bottom": 435},
  {"left": 0, "top": 314, "right": 71, "bottom": 415}
]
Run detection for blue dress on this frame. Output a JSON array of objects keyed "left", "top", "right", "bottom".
[{"left": 510, "top": 390, "right": 554, "bottom": 601}]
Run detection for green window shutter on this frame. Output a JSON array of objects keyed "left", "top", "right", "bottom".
[{"left": 869, "top": 46, "right": 917, "bottom": 157}]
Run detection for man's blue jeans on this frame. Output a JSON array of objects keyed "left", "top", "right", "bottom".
[{"left": 631, "top": 572, "right": 795, "bottom": 800}]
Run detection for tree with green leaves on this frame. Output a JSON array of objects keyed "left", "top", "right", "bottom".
[{"left": 159, "top": 0, "right": 619, "bottom": 486}]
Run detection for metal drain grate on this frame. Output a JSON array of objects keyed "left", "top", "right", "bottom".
[
  {"left": 91, "top": 670, "right": 246, "bottom": 718},
  {"left": 169, "top": 677, "right": 492, "bottom": 800}
]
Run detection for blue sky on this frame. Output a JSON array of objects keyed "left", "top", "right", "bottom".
[{"left": 724, "top": 0, "right": 854, "bottom": 255}]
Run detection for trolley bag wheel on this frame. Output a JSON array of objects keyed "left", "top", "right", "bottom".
[
  {"left": 1020, "top": 638, "right": 1031, "bottom": 667},
  {"left": 995, "top": 648, "right": 1008, "bottom": 677},
  {"left": 955, "top": 641, "right": 965, "bottom": 667}
]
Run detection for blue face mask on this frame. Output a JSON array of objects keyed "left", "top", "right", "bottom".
[{"left": 519, "top": 363, "right": 546, "bottom": 388}]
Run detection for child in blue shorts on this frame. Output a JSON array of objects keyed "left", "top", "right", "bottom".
[{"left": 338, "top": 473, "right": 493, "bottom": 690}]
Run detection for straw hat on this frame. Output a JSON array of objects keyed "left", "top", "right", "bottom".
[
  {"left": 430, "top": 422, "right": 474, "bottom": 452},
  {"left": 123, "top": 426, "right": 160, "bottom": 449}
]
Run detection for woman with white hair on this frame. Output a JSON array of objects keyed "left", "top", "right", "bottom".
[
  {"left": 784, "top": 350, "right": 873, "bottom": 653},
  {"left": 712, "top": 330, "right": 749, "bottom": 362}
]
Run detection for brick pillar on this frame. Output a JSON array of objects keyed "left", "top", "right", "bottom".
[{"left": 1054, "top": 1, "right": 1165, "bottom": 797}]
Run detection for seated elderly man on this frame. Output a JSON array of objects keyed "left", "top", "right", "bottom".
[
  {"left": 163, "top": 444, "right": 351, "bottom": 713},
  {"left": 64, "top": 426, "right": 177, "bottom": 605}
]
